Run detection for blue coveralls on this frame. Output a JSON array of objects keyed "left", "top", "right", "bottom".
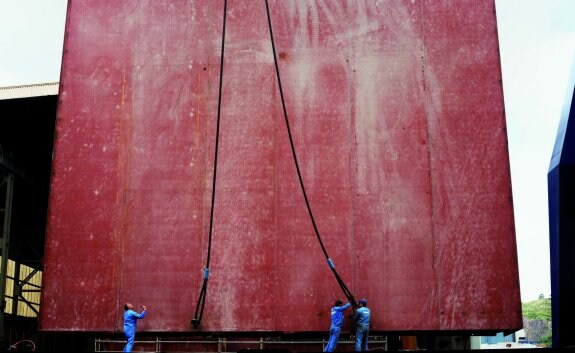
[
  {"left": 324, "top": 303, "right": 351, "bottom": 352},
  {"left": 354, "top": 307, "right": 370, "bottom": 351},
  {"left": 123, "top": 309, "right": 146, "bottom": 352}
]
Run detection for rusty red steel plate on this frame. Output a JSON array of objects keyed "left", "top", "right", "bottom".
[{"left": 40, "top": 0, "right": 521, "bottom": 333}]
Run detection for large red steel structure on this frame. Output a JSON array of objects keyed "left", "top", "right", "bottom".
[{"left": 40, "top": 0, "right": 522, "bottom": 334}]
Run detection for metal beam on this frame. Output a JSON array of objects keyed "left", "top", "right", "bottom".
[
  {"left": 0, "top": 174, "right": 14, "bottom": 334},
  {"left": 0, "top": 149, "right": 21, "bottom": 177}
]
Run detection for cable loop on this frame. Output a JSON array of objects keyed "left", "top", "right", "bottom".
[{"left": 193, "top": 1, "right": 357, "bottom": 327}]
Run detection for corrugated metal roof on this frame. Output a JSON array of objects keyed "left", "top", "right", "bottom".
[{"left": 0, "top": 82, "right": 59, "bottom": 100}]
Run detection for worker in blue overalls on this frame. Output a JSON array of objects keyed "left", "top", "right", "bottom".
[
  {"left": 324, "top": 299, "right": 353, "bottom": 352},
  {"left": 123, "top": 303, "right": 147, "bottom": 352},
  {"left": 354, "top": 299, "right": 370, "bottom": 351}
]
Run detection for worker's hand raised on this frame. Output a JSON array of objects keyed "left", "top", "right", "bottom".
[{"left": 142, "top": 305, "right": 147, "bottom": 311}]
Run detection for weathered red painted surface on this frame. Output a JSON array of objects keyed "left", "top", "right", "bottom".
[{"left": 40, "top": 0, "right": 522, "bottom": 333}]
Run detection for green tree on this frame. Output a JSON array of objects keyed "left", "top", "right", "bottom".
[
  {"left": 522, "top": 298, "right": 551, "bottom": 321},
  {"left": 540, "top": 334, "right": 552, "bottom": 347}
]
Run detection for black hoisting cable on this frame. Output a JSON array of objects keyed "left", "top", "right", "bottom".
[
  {"left": 264, "top": 0, "right": 357, "bottom": 307},
  {"left": 191, "top": 0, "right": 228, "bottom": 328}
]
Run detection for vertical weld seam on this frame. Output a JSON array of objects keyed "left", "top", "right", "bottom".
[
  {"left": 272, "top": 56, "right": 280, "bottom": 330},
  {"left": 418, "top": 0, "right": 441, "bottom": 329},
  {"left": 115, "top": 70, "right": 129, "bottom": 330},
  {"left": 114, "top": 71, "right": 125, "bottom": 330},
  {"left": 194, "top": 70, "right": 202, "bottom": 285},
  {"left": 344, "top": 3, "right": 357, "bottom": 295},
  {"left": 122, "top": 73, "right": 134, "bottom": 309},
  {"left": 266, "top": 2, "right": 280, "bottom": 329},
  {"left": 201, "top": 0, "right": 215, "bottom": 270}
]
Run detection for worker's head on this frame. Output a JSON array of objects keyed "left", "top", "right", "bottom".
[
  {"left": 124, "top": 303, "right": 133, "bottom": 311},
  {"left": 358, "top": 299, "right": 367, "bottom": 307},
  {"left": 335, "top": 299, "right": 343, "bottom": 307}
]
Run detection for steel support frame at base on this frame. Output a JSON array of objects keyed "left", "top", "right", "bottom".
[{"left": 94, "top": 335, "right": 389, "bottom": 352}]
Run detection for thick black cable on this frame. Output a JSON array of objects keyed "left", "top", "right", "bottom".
[
  {"left": 264, "top": 0, "right": 356, "bottom": 306},
  {"left": 192, "top": 0, "right": 228, "bottom": 328}
]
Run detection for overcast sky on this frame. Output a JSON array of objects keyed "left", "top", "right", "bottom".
[
  {"left": 1, "top": 0, "right": 575, "bottom": 303},
  {"left": 496, "top": 0, "right": 575, "bottom": 302}
]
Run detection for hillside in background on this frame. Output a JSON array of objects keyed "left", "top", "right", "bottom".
[{"left": 522, "top": 296, "right": 551, "bottom": 347}]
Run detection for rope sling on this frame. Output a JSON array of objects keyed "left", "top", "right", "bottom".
[{"left": 192, "top": 0, "right": 356, "bottom": 328}]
